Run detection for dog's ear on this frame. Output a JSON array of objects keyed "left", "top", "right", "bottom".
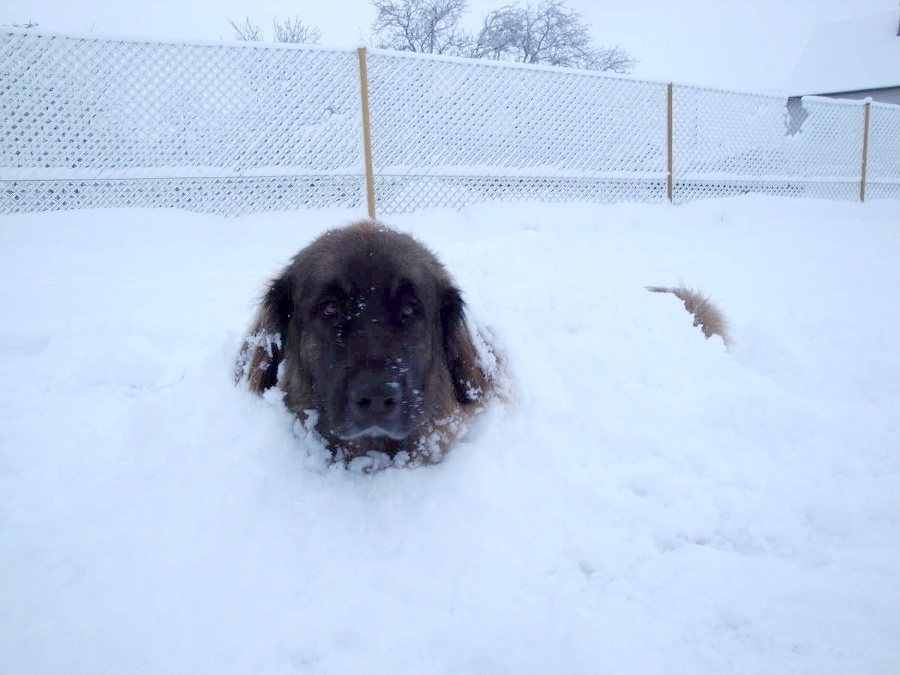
[
  {"left": 235, "top": 272, "right": 295, "bottom": 393},
  {"left": 441, "top": 285, "right": 488, "bottom": 404}
]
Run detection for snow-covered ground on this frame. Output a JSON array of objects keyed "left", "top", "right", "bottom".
[{"left": 1, "top": 196, "right": 898, "bottom": 673}]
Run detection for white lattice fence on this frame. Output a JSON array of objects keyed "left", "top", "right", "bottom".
[
  {"left": 364, "top": 49, "right": 668, "bottom": 212},
  {"left": 1, "top": 31, "right": 365, "bottom": 215},
  {"left": 868, "top": 102, "right": 900, "bottom": 200},
  {"left": 672, "top": 88, "right": 866, "bottom": 203},
  {"left": 2, "top": 30, "right": 899, "bottom": 217}
]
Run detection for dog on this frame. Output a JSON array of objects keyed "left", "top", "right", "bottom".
[
  {"left": 236, "top": 220, "right": 496, "bottom": 465},
  {"left": 646, "top": 285, "right": 731, "bottom": 347}
]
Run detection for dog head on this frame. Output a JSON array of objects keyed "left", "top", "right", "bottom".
[{"left": 237, "top": 221, "right": 488, "bottom": 459}]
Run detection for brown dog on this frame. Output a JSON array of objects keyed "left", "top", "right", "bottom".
[
  {"left": 236, "top": 221, "right": 495, "bottom": 464},
  {"left": 646, "top": 285, "right": 731, "bottom": 347}
]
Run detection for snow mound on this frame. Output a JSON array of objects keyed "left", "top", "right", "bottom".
[{"left": 1, "top": 197, "right": 898, "bottom": 673}]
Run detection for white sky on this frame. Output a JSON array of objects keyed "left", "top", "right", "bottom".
[{"left": 3, "top": 0, "right": 896, "bottom": 91}]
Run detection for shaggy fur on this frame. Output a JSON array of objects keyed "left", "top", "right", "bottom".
[
  {"left": 646, "top": 285, "right": 731, "bottom": 347},
  {"left": 236, "top": 220, "right": 494, "bottom": 465}
]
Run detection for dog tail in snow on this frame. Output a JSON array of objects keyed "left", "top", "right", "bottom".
[{"left": 646, "top": 285, "right": 731, "bottom": 348}]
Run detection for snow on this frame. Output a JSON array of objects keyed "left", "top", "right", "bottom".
[
  {"left": 1, "top": 196, "right": 899, "bottom": 673},
  {"left": 784, "top": 11, "right": 900, "bottom": 96}
]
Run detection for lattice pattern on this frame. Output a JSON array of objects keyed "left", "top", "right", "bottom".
[
  {"left": 2, "top": 31, "right": 899, "bottom": 217},
  {"left": 374, "top": 175, "right": 667, "bottom": 213},
  {"left": 365, "top": 51, "right": 667, "bottom": 173},
  {"left": 365, "top": 50, "right": 668, "bottom": 211},
  {"left": 674, "top": 86, "right": 789, "bottom": 180},
  {"left": 869, "top": 103, "right": 900, "bottom": 190},
  {"left": 866, "top": 184, "right": 900, "bottom": 200},
  {"left": 2, "top": 177, "right": 364, "bottom": 216},
  {"left": 672, "top": 87, "right": 867, "bottom": 202},
  {"left": 2, "top": 30, "right": 363, "bottom": 213},
  {"left": 673, "top": 180, "right": 859, "bottom": 205},
  {"left": 786, "top": 97, "right": 866, "bottom": 179}
]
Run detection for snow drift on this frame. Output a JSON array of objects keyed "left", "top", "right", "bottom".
[{"left": 1, "top": 196, "right": 898, "bottom": 673}]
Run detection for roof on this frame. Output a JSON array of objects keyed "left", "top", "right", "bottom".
[{"left": 784, "top": 10, "right": 900, "bottom": 96}]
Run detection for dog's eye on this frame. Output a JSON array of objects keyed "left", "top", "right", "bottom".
[
  {"left": 395, "top": 279, "right": 421, "bottom": 323},
  {"left": 321, "top": 300, "right": 341, "bottom": 320},
  {"left": 400, "top": 301, "right": 420, "bottom": 321}
]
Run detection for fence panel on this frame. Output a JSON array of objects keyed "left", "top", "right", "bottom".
[
  {"left": 2, "top": 31, "right": 899, "bottom": 217},
  {"left": 1, "top": 31, "right": 365, "bottom": 215},
  {"left": 672, "top": 87, "right": 864, "bottom": 203},
  {"left": 867, "top": 102, "right": 900, "bottom": 200},
  {"left": 364, "top": 50, "right": 669, "bottom": 213}
]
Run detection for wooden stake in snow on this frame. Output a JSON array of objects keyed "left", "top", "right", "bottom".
[
  {"left": 860, "top": 100, "right": 871, "bottom": 203},
  {"left": 667, "top": 83, "right": 674, "bottom": 203},
  {"left": 358, "top": 47, "right": 377, "bottom": 220}
]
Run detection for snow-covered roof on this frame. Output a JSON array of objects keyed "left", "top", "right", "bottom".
[{"left": 784, "top": 10, "right": 900, "bottom": 96}]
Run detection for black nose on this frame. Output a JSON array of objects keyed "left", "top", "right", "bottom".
[{"left": 349, "top": 377, "right": 403, "bottom": 422}]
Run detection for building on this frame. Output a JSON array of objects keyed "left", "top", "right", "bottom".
[{"left": 784, "top": 10, "right": 900, "bottom": 104}]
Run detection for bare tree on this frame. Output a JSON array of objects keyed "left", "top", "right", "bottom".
[
  {"left": 272, "top": 16, "right": 321, "bottom": 44},
  {"left": 228, "top": 15, "right": 321, "bottom": 44},
  {"left": 469, "top": 6, "right": 521, "bottom": 60},
  {"left": 589, "top": 45, "right": 637, "bottom": 74},
  {"left": 228, "top": 17, "right": 264, "bottom": 42},
  {"left": 472, "top": 0, "right": 636, "bottom": 73},
  {"left": 367, "top": 0, "right": 636, "bottom": 71},
  {"left": 371, "top": 0, "right": 471, "bottom": 55}
]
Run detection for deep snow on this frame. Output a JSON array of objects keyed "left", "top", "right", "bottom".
[{"left": 1, "top": 197, "right": 898, "bottom": 673}]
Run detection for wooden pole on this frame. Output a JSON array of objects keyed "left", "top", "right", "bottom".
[
  {"left": 357, "top": 47, "right": 377, "bottom": 220},
  {"left": 666, "top": 83, "right": 674, "bottom": 203},
  {"left": 860, "top": 101, "right": 871, "bottom": 203}
]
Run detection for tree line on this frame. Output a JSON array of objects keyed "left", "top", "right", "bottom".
[{"left": 228, "top": 0, "right": 636, "bottom": 74}]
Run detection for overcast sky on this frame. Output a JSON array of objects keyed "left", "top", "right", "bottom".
[{"left": 4, "top": 0, "right": 895, "bottom": 91}]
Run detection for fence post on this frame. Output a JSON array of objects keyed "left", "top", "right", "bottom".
[
  {"left": 666, "top": 83, "right": 674, "bottom": 203},
  {"left": 860, "top": 100, "right": 871, "bottom": 203},
  {"left": 357, "top": 47, "right": 377, "bottom": 220}
]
